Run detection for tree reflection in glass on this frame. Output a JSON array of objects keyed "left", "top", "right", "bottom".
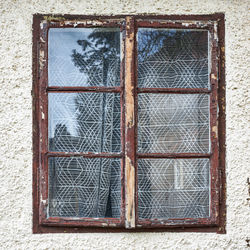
[
  {"left": 49, "top": 28, "right": 120, "bottom": 86},
  {"left": 48, "top": 28, "right": 121, "bottom": 218}
]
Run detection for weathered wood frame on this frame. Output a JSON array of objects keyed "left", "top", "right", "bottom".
[{"left": 33, "top": 13, "right": 226, "bottom": 233}]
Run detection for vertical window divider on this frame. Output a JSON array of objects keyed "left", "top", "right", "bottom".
[{"left": 124, "top": 16, "right": 136, "bottom": 229}]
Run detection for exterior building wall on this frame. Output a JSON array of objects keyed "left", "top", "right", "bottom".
[{"left": 0, "top": 0, "right": 249, "bottom": 249}]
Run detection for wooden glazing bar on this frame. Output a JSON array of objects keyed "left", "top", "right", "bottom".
[
  {"left": 119, "top": 19, "right": 126, "bottom": 226},
  {"left": 134, "top": 21, "right": 139, "bottom": 227},
  {"left": 36, "top": 13, "right": 224, "bottom": 23},
  {"left": 124, "top": 16, "right": 136, "bottom": 229},
  {"left": 209, "top": 22, "right": 220, "bottom": 226},
  {"left": 134, "top": 14, "right": 223, "bottom": 21},
  {"left": 137, "top": 217, "right": 216, "bottom": 228},
  {"left": 47, "top": 19, "right": 124, "bottom": 29},
  {"left": 41, "top": 217, "right": 122, "bottom": 227},
  {"left": 137, "top": 153, "right": 211, "bottom": 158},
  {"left": 217, "top": 15, "right": 226, "bottom": 234},
  {"left": 136, "top": 21, "right": 213, "bottom": 29},
  {"left": 38, "top": 18, "right": 49, "bottom": 225},
  {"left": 47, "top": 86, "right": 121, "bottom": 92},
  {"left": 46, "top": 152, "right": 123, "bottom": 158},
  {"left": 35, "top": 224, "right": 218, "bottom": 233},
  {"left": 137, "top": 88, "right": 211, "bottom": 94}
]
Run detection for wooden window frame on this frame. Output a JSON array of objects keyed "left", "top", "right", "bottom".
[{"left": 32, "top": 13, "right": 226, "bottom": 234}]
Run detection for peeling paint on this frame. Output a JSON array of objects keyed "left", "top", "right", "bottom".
[
  {"left": 211, "top": 73, "right": 217, "bottom": 80},
  {"left": 124, "top": 16, "right": 136, "bottom": 229},
  {"left": 40, "top": 194, "right": 47, "bottom": 205},
  {"left": 214, "top": 22, "right": 218, "bottom": 41},
  {"left": 39, "top": 50, "right": 45, "bottom": 71},
  {"left": 50, "top": 19, "right": 123, "bottom": 27},
  {"left": 212, "top": 125, "right": 218, "bottom": 138},
  {"left": 40, "top": 22, "right": 45, "bottom": 30},
  {"left": 40, "top": 37, "right": 45, "bottom": 43},
  {"left": 125, "top": 156, "right": 135, "bottom": 228}
]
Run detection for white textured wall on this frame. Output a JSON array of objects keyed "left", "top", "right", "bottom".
[{"left": 0, "top": 0, "right": 249, "bottom": 249}]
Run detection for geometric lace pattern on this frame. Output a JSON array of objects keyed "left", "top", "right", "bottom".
[
  {"left": 48, "top": 28, "right": 120, "bottom": 86},
  {"left": 138, "top": 158, "right": 210, "bottom": 219},
  {"left": 138, "top": 29, "right": 209, "bottom": 89},
  {"left": 49, "top": 157, "right": 121, "bottom": 218},
  {"left": 48, "top": 28, "right": 122, "bottom": 219},
  {"left": 48, "top": 92, "right": 121, "bottom": 153},
  {"left": 138, "top": 94, "right": 210, "bottom": 153},
  {"left": 48, "top": 92, "right": 121, "bottom": 218},
  {"left": 47, "top": 28, "right": 211, "bottom": 220}
]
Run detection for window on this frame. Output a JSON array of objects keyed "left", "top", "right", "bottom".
[{"left": 33, "top": 14, "right": 225, "bottom": 233}]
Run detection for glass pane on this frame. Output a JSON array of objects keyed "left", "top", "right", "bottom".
[
  {"left": 48, "top": 28, "right": 121, "bottom": 86},
  {"left": 138, "top": 158, "right": 210, "bottom": 219},
  {"left": 138, "top": 94, "right": 210, "bottom": 153},
  {"left": 49, "top": 157, "right": 121, "bottom": 218},
  {"left": 138, "top": 29, "right": 209, "bottom": 88},
  {"left": 49, "top": 93, "right": 121, "bottom": 153}
]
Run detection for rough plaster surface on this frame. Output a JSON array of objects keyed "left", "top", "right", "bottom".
[{"left": 0, "top": 0, "right": 249, "bottom": 249}]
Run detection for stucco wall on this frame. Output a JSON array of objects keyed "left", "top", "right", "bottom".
[{"left": 0, "top": 0, "right": 249, "bottom": 249}]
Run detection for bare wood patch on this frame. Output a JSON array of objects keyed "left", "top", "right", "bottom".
[{"left": 124, "top": 16, "right": 136, "bottom": 229}]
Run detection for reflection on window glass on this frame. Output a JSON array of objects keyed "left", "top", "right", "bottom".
[
  {"left": 138, "top": 29, "right": 209, "bottom": 89},
  {"left": 48, "top": 93, "right": 121, "bottom": 153},
  {"left": 49, "top": 157, "right": 121, "bottom": 218},
  {"left": 48, "top": 28, "right": 121, "bottom": 86}
]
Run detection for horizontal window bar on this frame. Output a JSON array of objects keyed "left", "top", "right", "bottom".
[
  {"left": 136, "top": 217, "right": 215, "bottom": 227},
  {"left": 137, "top": 88, "right": 211, "bottom": 94},
  {"left": 46, "top": 152, "right": 123, "bottom": 158},
  {"left": 42, "top": 217, "right": 122, "bottom": 227},
  {"left": 137, "top": 153, "right": 211, "bottom": 158},
  {"left": 47, "top": 86, "right": 122, "bottom": 92},
  {"left": 136, "top": 21, "right": 213, "bottom": 29},
  {"left": 49, "top": 23, "right": 123, "bottom": 28}
]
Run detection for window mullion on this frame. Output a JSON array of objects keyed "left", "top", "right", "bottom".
[{"left": 124, "top": 16, "right": 136, "bottom": 229}]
